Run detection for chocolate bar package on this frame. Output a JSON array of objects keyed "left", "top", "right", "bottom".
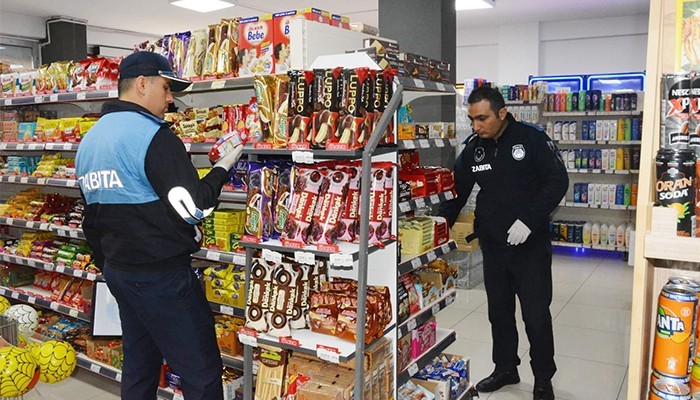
[
  {"left": 309, "top": 291, "right": 337, "bottom": 336},
  {"left": 272, "top": 74, "right": 290, "bottom": 148},
  {"left": 329, "top": 68, "right": 371, "bottom": 150},
  {"left": 287, "top": 70, "right": 315, "bottom": 146},
  {"left": 312, "top": 68, "right": 343, "bottom": 148},
  {"left": 309, "top": 169, "right": 349, "bottom": 245},
  {"left": 335, "top": 163, "right": 361, "bottom": 242},
  {"left": 244, "top": 162, "right": 275, "bottom": 240},
  {"left": 381, "top": 69, "right": 397, "bottom": 144},
  {"left": 282, "top": 167, "right": 325, "bottom": 244},
  {"left": 216, "top": 22, "right": 232, "bottom": 76},
  {"left": 382, "top": 166, "right": 394, "bottom": 239},
  {"left": 202, "top": 25, "right": 219, "bottom": 77},
  {"left": 272, "top": 162, "right": 292, "bottom": 238},
  {"left": 368, "top": 163, "right": 392, "bottom": 245},
  {"left": 254, "top": 76, "right": 275, "bottom": 144},
  {"left": 183, "top": 29, "right": 207, "bottom": 78}
]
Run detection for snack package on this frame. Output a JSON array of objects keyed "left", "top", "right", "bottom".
[
  {"left": 202, "top": 24, "right": 219, "bottom": 78},
  {"left": 310, "top": 259, "right": 328, "bottom": 292},
  {"left": 170, "top": 31, "right": 190, "bottom": 78},
  {"left": 336, "top": 163, "right": 361, "bottom": 242},
  {"left": 308, "top": 291, "right": 337, "bottom": 335},
  {"left": 244, "top": 162, "right": 275, "bottom": 240},
  {"left": 232, "top": 161, "right": 248, "bottom": 191},
  {"left": 266, "top": 262, "right": 300, "bottom": 338},
  {"left": 254, "top": 76, "right": 275, "bottom": 144},
  {"left": 368, "top": 163, "right": 391, "bottom": 245},
  {"left": 208, "top": 131, "right": 242, "bottom": 163},
  {"left": 245, "top": 257, "right": 274, "bottom": 332},
  {"left": 59, "top": 118, "right": 82, "bottom": 142},
  {"left": 336, "top": 294, "right": 358, "bottom": 342},
  {"left": 272, "top": 12, "right": 293, "bottom": 74},
  {"left": 1, "top": 73, "right": 17, "bottom": 98},
  {"left": 309, "top": 169, "right": 349, "bottom": 246},
  {"left": 371, "top": 70, "right": 385, "bottom": 143},
  {"left": 223, "top": 18, "right": 240, "bottom": 77},
  {"left": 282, "top": 167, "right": 325, "bottom": 244},
  {"left": 71, "top": 59, "right": 92, "bottom": 92},
  {"left": 271, "top": 75, "right": 290, "bottom": 148},
  {"left": 287, "top": 70, "right": 315, "bottom": 147},
  {"left": 289, "top": 263, "right": 310, "bottom": 329},
  {"left": 255, "top": 346, "right": 288, "bottom": 400},
  {"left": 330, "top": 67, "right": 370, "bottom": 150},
  {"left": 245, "top": 97, "right": 263, "bottom": 143},
  {"left": 238, "top": 15, "right": 274, "bottom": 76},
  {"left": 183, "top": 29, "right": 207, "bottom": 79},
  {"left": 216, "top": 22, "right": 232, "bottom": 76},
  {"left": 35, "top": 65, "right": 51, "bottom": 94},
  {"left": 17, "top": 71, "right": 37, "bottom": 97},
  {"left": 311, "top": 68, "right": 343, "bottom": 148},
  {"left": 272, "top": 163, "right": 292, "bottom": 238},
  {"left": 381, "top": 69, "right": 397, "bottom": 144},
  {"left": 382, "top": 165, "right": 395, "bottom": 239}
]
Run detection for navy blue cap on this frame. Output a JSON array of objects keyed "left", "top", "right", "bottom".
[{"left": 119, "top": 51, "right": 191, "bottom": 92}]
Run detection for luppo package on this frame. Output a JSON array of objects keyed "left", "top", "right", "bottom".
[{"left": 208, "top": 131, "right": 243, "bottom": 163}]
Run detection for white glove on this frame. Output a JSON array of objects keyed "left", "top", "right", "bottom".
[
  {"left": 507, "top": 219, "right": 531, "bottom": 246},
  {"left": 213, "top": 144, "right": 244, "bottom": 171}
]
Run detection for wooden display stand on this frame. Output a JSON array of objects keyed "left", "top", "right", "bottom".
[{"left": 628, "top": 0, "right": 700, "bottom": 397}]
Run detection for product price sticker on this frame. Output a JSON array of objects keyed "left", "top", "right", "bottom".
[
  {"left": 233, "top": 255, "right": 246, "bottom": 266},
  {"left": 238, "top": 328, "right": 258, "bottom": 347},
  {"left": 410, "top": 257, "right": 422, "bottom": 270},
  {"left": 70, "top": 230, "right": 79, "bottom": 238},
  {"left": 90, "top": 364, "right": 101, "bottom": 373},
  {"left": 403, "top": 140, "right": 416, "bottom": 149},
  {"left": 87, "top": 273, "right": 96, "bottom": 281},
  {"left": 73, "top": 269, "right": 83, "bottom": 278},
  {"left": 413, "top": 79, "right": 425, "bottom": 89},
  {"left": 444, "top": 191, "right": 454, "bottom": 200},
  {"left": 316, "top": 345, "right": 340, "bottom": 364},
  {"left": 419, "top": 139, "right": 430, "bottom": 148},
  {"left": 446, "top": 294, "right": 455, "bottom": 306},
  {"left": 37, "top": 178, "right": 46, "bottom": 185},
  {"left": 19, "top": 177, "right": 28, "bottom": 184},
  {"left": 69, "top": 309, "right": 79, "bottom": 318},
  {"left": 430, "top": 195, "right": 440, "bottom": 204},
  {"left": 407, "top": 363, "right": 419, "bottom": 377},
  {"left": 435, "top": 140, "right": 445, "bottom": 148},
  {"left": 115, "top": 373, "right": 122, "bottom": 382},
  {"left": 16, "top": 143, "right": 25, "bottom": 150},
  {"left": 415, "top": 198, "right": 426, "bottom": 209},
  {"left": 262, "top": 249, "right": 282, "bottom": 264},
  {"left": 407, "top": 319, "right": 417, "bottom": 332},
  {"left": 26, "top": 259, "right": 36, "bottom": 268},
  {"left": 34, "top": 96, "right": 44, "bottom": 103},
  {"left": 398, "top": 202, "right": 411, "bottom": 213},
  {"left": 436, "top": 83, "right": 447, "bottom": 91},
  {"left": 56, "top": 265, "right": 66, "bottom": 273},
  {"left": 206, "top": 251, "right": 221, "bottom": 262},
  {"left": 5, "top": 218, "right": 12, "bottom": 225},
  {"left": 49, "top": 94, "right": 59, "bottom": 102},
  {"left": 211, "top": 80, "right": 226, "bottom": 90},
  {"left": 76, "top": 92, "right": 87, "bottom": 101},
  {"left": 441, "top": 242, "right": 452, "bottom": 253},
  {"left": 67, "top": 180, "right": 77, "bottom": 187},
  {"left": 294, "top": 251, "right": 315, "bottom": 265},
  {"left": 0, "top": 143, "right": 6, "bottom": 150},
  {"left": 10, "top": 292, "right": 19, "bottom": 300},
  {"left": 219, "top": 305, "right": 234, "bottom": 316},
  {"left": 38, "top": 223, "right": 49, "bottom": 231},
  {"left": 4, "top": 99, "right": 11, "bottom": 106},
  {"left": 292, "top": 151, "right": 314, "bottom": 164},
  {"left": 108, "top": 90, "right": 118, "bottom": 98},
  {"left": 27, "top": 297, "right": 36, "bottom": 304},
  {"left": 329, "top": 253, "right": 353, "bottom": 268},
  {"left": 7, "top": 176, "right": 15, "bottom": 183},
  {"left": 432, "top": 303, "right": 441, "bottom": 316},
  {"left": 55, "top": 229, "right": 65, "bottom": 237},
  {"left": 426, "top": 251, "right": 437, "bottom": 262},
  {"left": 50, "top": 302, "right": 60, "bottom": 310}
]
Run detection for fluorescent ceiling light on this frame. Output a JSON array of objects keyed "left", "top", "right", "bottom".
[
  {"left": 170, "top": 0, "right": 235, "bottom": 13},
  {"left": 456, "top": 0, "right": 495, "bottom": 10}
]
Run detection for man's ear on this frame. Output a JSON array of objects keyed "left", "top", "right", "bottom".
[{"left": 499, "top": 107, "right": 507, "bottom": 120}]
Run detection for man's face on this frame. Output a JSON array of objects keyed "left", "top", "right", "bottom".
[
  {"left": 142, "top": 76, "right": 173, "bottom": 119},
  {"left": 468, "top": 99, "right": 507, "bottom": 140}
]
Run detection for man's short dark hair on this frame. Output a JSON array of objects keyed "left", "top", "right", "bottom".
[
  {"left": 467, "top": 86, "right": 506, "bottom": 115},
  {"left": 118, "top": 77, "right": 136, "bottom": 95}
]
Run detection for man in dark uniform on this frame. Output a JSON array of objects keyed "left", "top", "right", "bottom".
[
  {"left": 76, "top": 52, "right": 243, "bottom": 400},
  {"left": 440, "top": 86, "right": 568, "bottom": 400}
]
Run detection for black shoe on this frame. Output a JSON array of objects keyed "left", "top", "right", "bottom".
[
  {"left": 475, "top": 369, "right": 520, "bottom": 392},
  {"left": 533, "top": 380, "right": 555, "bottom": 400}
]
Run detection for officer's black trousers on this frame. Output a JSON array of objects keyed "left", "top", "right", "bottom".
[{"left": 480, "top": 235, "right": 557, "bottom": 381}]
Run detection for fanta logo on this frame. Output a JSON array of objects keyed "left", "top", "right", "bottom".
[
  {"left": 245, "top": 24, "right": 268, "bottom": 43},
  {"left": 657, "top": 313, "right": 686, "bottom": 338}
]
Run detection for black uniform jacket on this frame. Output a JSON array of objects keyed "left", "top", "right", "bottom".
[{"left": 440, "top": 113, "right": 569, "bottom": 246}]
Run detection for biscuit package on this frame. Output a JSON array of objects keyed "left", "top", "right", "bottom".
[
  {"left": 287, "top": 70, "right": 315, "bottom": 148},
  {"left": 311, "top": 68, "right": 343, "bottom": 148}
]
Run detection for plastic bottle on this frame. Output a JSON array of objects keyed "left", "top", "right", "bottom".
[
  {"left": 607, "top": 224, "right": 617, "bottom": 247},
  {"left": 624, "top": 183, "right": 632, "bottom": 206},
  {"left": 616, "top": 224, "right": 626, "bottom": 248},
  {"left": 546, "top": 121, "right": 553, "bottom": 138},
  {"left": 625, "top": 224, "right": 634, "bottom": 248},
  {"left": 583, "top": 222, "right": 592, "bottom": 245},
  {"left": 600, "top": 224, "right": 609, "bottom": 245},
  {"left": 591, "top": 222, "right": 601, "bottom": 245}
]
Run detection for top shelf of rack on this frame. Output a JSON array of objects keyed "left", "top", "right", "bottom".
[{"left": 542, "top": 110, "right": 642, "bottom": 117}]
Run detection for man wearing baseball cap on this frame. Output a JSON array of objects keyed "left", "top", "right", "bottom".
[{"left": 76, "top": 51, "right": 243, "bottom": 400}]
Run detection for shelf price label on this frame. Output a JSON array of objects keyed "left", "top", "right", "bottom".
[
  {"left": 77, "top": 92, "right": 87, "bottom": 101},
  {"left": 115, "top": 372, "right": 122, "bottom": 382},
  {"left": 432, "top": 303, "right": 441, "bottom": 316},
  {"left": 173, "top": 392, "right": 185, "bottom": 400},
  {"left": 429, "top": 194, "right": 440, "bottom": 204},
  {"left": 426, "top": 250, "right": 437, "bottom": 262},
  {"left": 108, "top": 90, "right": 118, "bottom": 98},
  {"left": 50, "top": 302, "right": 60, "bottom": 311},
  {"left": 316, "top": 345, "right": 340, "bottom": 364},
  {"left": 444, "top": 191, "right": 454, "bottom": 200},
  {"left": 262, "top": 249, "right": 283, "bottom": 264},
  {"left": 56, "top": 265, "right": 66, "bottom": 273},
  {"left": 294, "top": 251, "right": 315, "bottom": 265},
  {"left": 10, "top": 292, "right": 19, "bottom": 300},
  {"left": 279, "top": 337, "right": 300, "bottom": 347},
  {"left": 206, "top": 251, "right": 221, "bottom": 262},
  {"left": 211, "top": 80, "right": 226, "bottom": 90},
  {"left": 446, "top": 294, "right": 455, "bottom": 306},
  {"left": 403, "top": 140, "right": 416, "bottom": 149},
  {"left": 233, "top": 255, "right": 246, "bottom": 266},
  {"left": 407, "top": 363, "right": 419, "bottom": 377},
  {"left": 73, "top": 269, "right": 83, "bottom": 277},
  {"left": 435, "top": 140, "right": 445, "bottom": 148},
  {"left": 413, "top": 79, "right": 425, "bottom": 89},
  {"left": 90, "top": 364, "right": 101, "bottom": 374},
  {"left": 410, "top": 257, "right": 422, "bottom": 270},
  {"left": 407, "top": 319, "right": 417, "bottom": 333},
  {"left": 87, "top": 273, "right": 97, "bottom": 281},
  {"left": 37, "top": 178, "right": 46, "bottom": 185},
  {"left": 34, "top": 96, "right": 44, "bottom": 103},
  {"left": 183, "top": 143, "right": 192, "bottom": 152},
  {"left": 219, "top": 305, "right": 234, "bottom": 316},
  {"left": 436, "top": 83, "right": 447, "bottom": 91},
  {"left": 449, "top": 138, "right": 458, "bottom": 146},
  {"left": 292, "top": 151, "right": 314, "bottom": 164},
  {"left": 441, "top": 243, "right": 452, "bottom": 253},
  {"left": 238, "top": 328, "right": 258, "bottom": 348},
  {"left": 414, "top": 198, "right": 426, "bottom": 209},
  {"left": 3, "top": 99, "right": 11, "bottom": 106},
  {"left": 49, "top": 94, "right": 59, "bottom": 102},
  {"left": 69, "top": 309, "right": 80, "bottom": 318},
  {"left": 419, "top": 139, "right": 430, "bottom": 148},
  {"left": 329, "top": 253, "right": 353, "bottom": 268},
  {"left": 398, "top": 202, "right": 411, "bottom": 213},
  {"left": 27, "top": 297, "right": 36, "bottom": 304}
]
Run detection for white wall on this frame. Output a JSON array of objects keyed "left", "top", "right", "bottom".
[
  {"left": 0, "top": 12, "right": 45, "bottom": 40},
  {"left": 456, "top": 14, "right": 650, "bottom": 85}
]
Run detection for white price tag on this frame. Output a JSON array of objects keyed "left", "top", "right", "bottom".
[
  {"left": 34, "top": 96, "right": 44, "bottom": 103},
  {"left": 50, "top": 302, "right": 59, "bottom": 311},
  {"left": 90, "top": 364, "right": 101, "bottom": 373},
  {"left": 419, "top": 139, "right": 430, "bottom": 148},
  {"left": 28, "top": 143, "right": 40, "bottom": 150},
  {"left": 446, "top": 294, "right": 455, "bottom": 306},
  {"left": 441, "top": 243, "right": 451, "bottom": 253},
  {"left": 411, "top": 257, "right": 422, "bottom": 270},
  {"left": 4, "top": 99, "right": 11, "bottom": 106},
  {"left": 63, "top": 143, "right": 73, "bottom": 151},
  {"left": 294, "top": 251, "right": 315, "bottom": 265},
  {"left": 415, "top": 198, "right": 426, "bottom": 209},
  {"left": 407, "top": 319, "right": 417, "bottom": 332},
  {"left": 207, "top": 251, "right": 221, "bottom": 262},
  {"left": 45, "top": 264, "right": 54, "bottom": 271},
  {"left": 27, "top": 259, "right": 36, "bottom": 267},
  {"left": 67, "top": 180, "right": 77, "bottom": 187},
  {"left": 73, "top": 269, "right": 82, "bottom": 277},
  {"left": 238, "top": 333, "right": 258, "bottom": 348},
  {"left": 38, "top": 223, "right": 49, "bottom": 230},
  {"left": 37, "top": 178, "right": 46, "bottom": 185},
  {"left": 444, "top": 191, "right": 454, "bottom": 200},
  {"left": 233, "top": 255, "right": 246, "bottom": 266},
  {"left": 403, "top": 140, "right": 416, "bottom": 149},
  {"left": 16, "top": 143, "right": 25, "bottom": 150},
  {"left": 77, "top": 92, "right": 87, "bottom": 100},
  {"left": 211, "top": 80, "right": 226, "bottom": 90},
  {"left": 7, "top": 176, "right": 16, "bottom": 183},
  {"left": 398, "top": 202, "right": 411, "bottom": 213},
  {"left": 115, "top": 373, "right": 122, "bottom": 382},
  {"left": 292, "top": 151, "right": 314, "bottom": 164},
  {"left": 69, "top": 309, "right": 79, "bottom": 318},
  {"left": 173, "top": 392, "right": 185, "bottom": 400},
  {"left": 0, "top": 143, "right": 6, "bottom": 150},
  {"left": 430, "top": 194, "right": 440, "bottom": 204},
  {"left": 27, "top": 297, "right": 36, "bottom": 304},
  {"left": 108, "top": 90, "right": 118, "bottom": 98},
  {"left": 56, "top": 265, "right": 66, "bottom": 273},
  {"left": 183, "top": 143, "right": 191, "bottom": 152},
  {"left": 19, "top": 177, "right": 28, "bottom": 184},
  {"left": 435, "top": 140, "right": 445, "bottom": 148},
  {"left": 316, "top": 346, "right": 340, "bottom": 364},
  {"left": 407, "top": 363, "right": 419, "bottom": 377},
  {"left": 87, "top": 273, "right": 96, "bottom": 281},
  {"left": 49, "top": 94, "right": 58, "bottom": 102},
  {"left": 10, "top": 292, "right": 19, "bottom": 299},
  {"left": 426, "top": 250, "right": 437, "bottom": 261},
  {"left": 219, "top": 305, "right": 234, "bottom": 315},
  {"left": 5, "top": 218, "right": 12, "bottom": 225},
  {"left": 436, "top": 83, "right": 447, "bottom": 91},
  {"left": 56, "top": 229, "right": 66, "bottom": 237},
  {"left": 262, "top": 249, "right": 283, "bottom": 264},
  {"left": 432, "top": 303, "right": 441, "bottom": 316},
  {"left": 449, "top": 138, "right": 458, "bottom": 146},
  {"left": 329, "top": 253, "right": 353, "bottom": 267},
  {"left": 413, "top": 79, "right": 425, "bottom": 89},
  {"left": 70, "top": 230, "right": 79, "bottom": 238}
]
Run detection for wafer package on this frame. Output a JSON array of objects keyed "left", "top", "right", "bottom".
[
  {"left": 287, "top": 70, "right": 315, "bottom": 147},
  {"left": 312, "top": 68, "right": 343, "bottom": 148}
]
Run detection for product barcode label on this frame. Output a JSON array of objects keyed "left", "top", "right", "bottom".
[
  {"left": 415, "top": 198, "right": 426, "bottom": 209},
  {"left": 413, "top": 80, "right": 425, "bottom": 89},
  {"left": 435, "top": 140, "right": 445, "bottom": 148},
  {"left": 329, "top": 253, "right": 353, "bottom": 268},
  {"left": 50, "top": 302, "right": 60, "bottom": 310},
  {"left": 316, "top": 345, "right": 340, "bottom": 364},
  {"left": 407, "top": 363, "right": 419, "bottom": 377},
  {"left": 398, "top": 202, "right": 410, "bottom": 213},
  {"left": 34, "top": 96, "right": 44, "bottom": 103},
  {"left": 432, "top": 303, "right": 441, "bottom": 316},
  {"left": 219, "top": 305, "right": 234, "bottom": 316},
  {"left": 419, "top": 139, "right": 430, "bottom": 148},
  {"left": 436, "top": 83, "right": 446, "bottom": 91},
  {"left": 206, "top": 251, "right": 221, "bottom": 262},
  {"left": 211, "top": 80, "right": 226, "bottom": 90},
  {"left": 411, "top": 258, "right": 422, "bottom": 269},
  {"left": 233, "top": 255, "right": 246, "bottom": 266},
  {"left": 90, "top": 364, "right": 101, "bottom": 373},
  {"left": 49, "top": 94, "right": 59, "bottom": 102},
  {"left": 262, "top": 249, "right": 282, "bottom": 264},
  {"left": 430, "top": 195, "right": 440, "bottom": 204},
  {"left": 294, "top": 251, "right": 315, "bottom": 265},
  {"left": 426, "top": 251, "right": 437, "bottom": 261},
  {"left": 69, "top": 309, "right": 79, "bottom": 318},
  {"left": 407, "top": 319, "right": 417, "bottom": 332},
  {"left": 56, "top": 265, "right": 66, "bottom": 273},
  {"left": 77, "top": 92, "right": 87, "bottom": 100},
  {"left": 10, "top": 292, "right": 19, "bottom": 299},
  {"left": 403, "top": 141, "right": 416, "bottom": 149}
]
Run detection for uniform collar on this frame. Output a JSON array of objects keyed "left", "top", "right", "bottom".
[{"left": 100, "top": 100, "right": 167, "bottom": 125}]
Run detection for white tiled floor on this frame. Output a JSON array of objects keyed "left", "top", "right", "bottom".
[
  {"left": 20, "top": 248, "right": 633, "bottom": 400},
  {"left": 439, "top": 248, "right": 633, "bottom": 400}
]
